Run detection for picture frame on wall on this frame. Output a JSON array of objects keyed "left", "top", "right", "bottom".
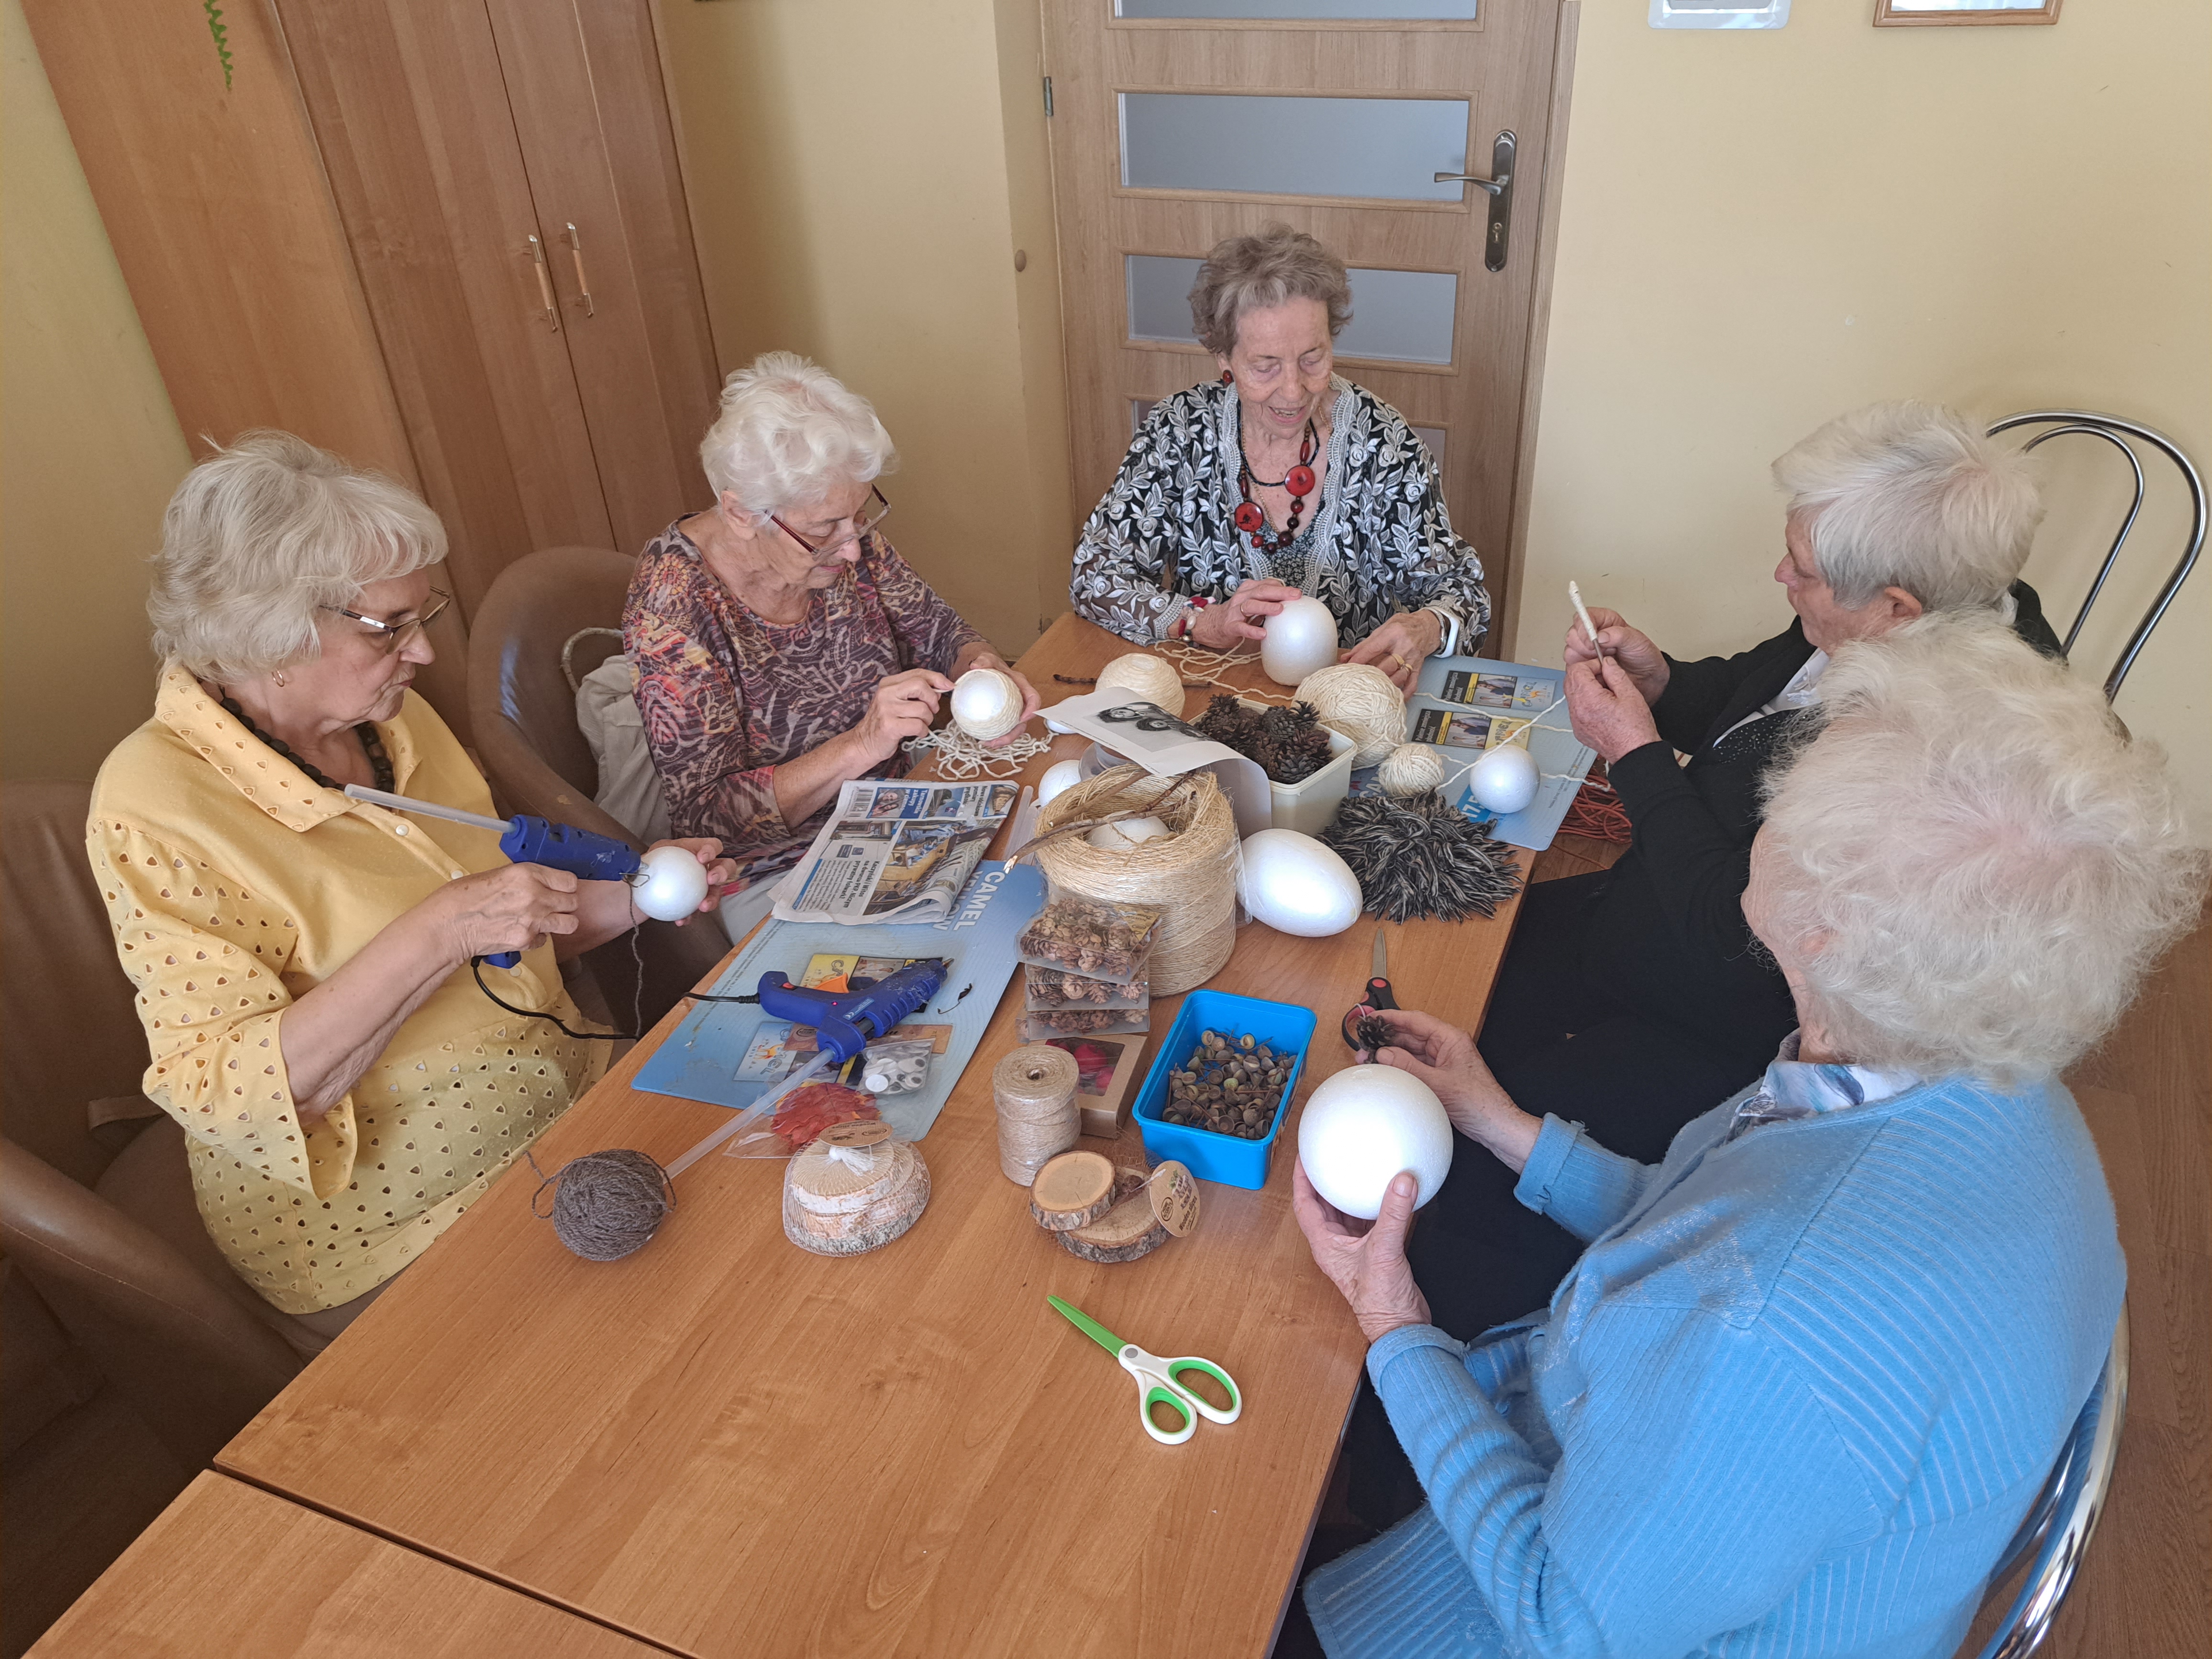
[{"left": 1874, "top": 0, "right": 2059, "bottom": 25}]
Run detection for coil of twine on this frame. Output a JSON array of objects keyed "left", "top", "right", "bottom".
[
  {"left": 529, "top": 1148, "right": 674, "bottom": 1261},
  {"left": 1376, "top": 742, "right": 1447, "bottom": 796},
  {"left": 1295, "top": 663, "right": 1407, "bottom": 767},
  {"left": 1095, "top": 652, "right": 1187, "bottom": 718},
  {"left": 1030, "top": 764, "right": 1238, "bottom": 994},
  {"left": 994, "top": 1044, "right": 1082, "bottom": 1185}
]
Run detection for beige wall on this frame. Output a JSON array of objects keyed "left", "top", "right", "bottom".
[
  {"left": 1515, "top": 2, "right": 2212, "bottom": 830},
  {"left": 653, "top": 0, "right": 1073, "bottom": 658},
  {"left": 1, "top": 0, "right": 190, "bottom": 782}
]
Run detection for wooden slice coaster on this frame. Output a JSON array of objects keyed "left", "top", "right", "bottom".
[
  {"left": 1029, "top": 1150, "right": 1118, "bottom": 1232},
  {"left": 783, "top": 1140, "right": 930, "bottom": 1256},
  {"left": 1059, "top": 1168, "right": 1170, "bottom": 1264}
]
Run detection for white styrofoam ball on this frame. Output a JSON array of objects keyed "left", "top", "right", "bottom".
[
  {"left": 1096, "top": 652, "right": 1186, "bottom": 718},
  {"left": 630, "top": 845, "right": 710, "bottom": 921},
  {"left": 1036, "top": 758, "right": 1084, "bottom": 806},
  {"left": 950, "top": 668, "right": 1024, "bottom": 740},
  {"left": 1260, "top": 595, "right": 1341, "bottom": 686},
  {"left": 1086, "top": 814, "right": 1171, "bottom": 850},
  {"left": 1236, "top": 828, "right": 1362, "bottom": 938},
  {"left": 1470, "top": 744, "right": 1539, "bottom": 816},
  {"left": 1297, "top": 1064, "right": 1454, "bottom": 1219}
]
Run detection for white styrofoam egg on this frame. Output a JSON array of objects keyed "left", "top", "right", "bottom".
[
  {"left": 1236, "top": 828, "right": 1362, "bottom": 938},
  {"left": 1296, "top": 1064, "right": 1454, "bottom": 1219},
  {"left": 950, "top": 668, "right": 1024, "bottom": 740},
  {"left": 1086, "top": 814, "right": 1171, "bottom": 850},
  {"left": 630, "top": 844, "right": 710, "bottom": 921},
  {"left": 1470, "top": 744, "right": 1539, "bottom": 816},
  {"left": 1036, "top": 758, "right": 1084, "bottom": 806},
  {"left": 1260, "top": 595, "right": 1341, "bottom": 686}
]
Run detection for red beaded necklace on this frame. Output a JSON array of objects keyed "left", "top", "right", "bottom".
[{"left": 1234, "top": 418, "right": 1318, "bottom": 554}]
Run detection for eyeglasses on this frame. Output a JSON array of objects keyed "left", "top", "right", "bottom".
[
  {"left": 323, "top": 589, "right": 453, "bottom": 654},
  {"left": 771, "top": 487, "right": 890, "bottom": 557}
]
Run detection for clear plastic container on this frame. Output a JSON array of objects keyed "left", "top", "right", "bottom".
[
  {"left": 1018, "top": 1007, "right": 1150, "bottom": 1041},
  {"left": 1015, "top": 893, "right": 1162, "bottom": 981},
  {"left": 1023, "top": 961, "right": 1149, "bottom": 1013}
]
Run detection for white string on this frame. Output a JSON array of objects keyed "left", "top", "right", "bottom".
[{"left": 902, "top": 727, "right": 1052, "bottom": 778}]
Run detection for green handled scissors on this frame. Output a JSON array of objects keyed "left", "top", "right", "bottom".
[{"left": 1048, "top": 1295, "right": 1242, "bottom": 1446}]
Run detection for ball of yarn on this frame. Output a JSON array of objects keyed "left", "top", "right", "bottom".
[
  {"left": 951, "top": 668, "right": 1025, "bottom": 740},
  {"left": 1376, "top": 742, "right": 1447, "bottom": 796},
  {"left": 1295, "top": 663, "right": 1406, "bottom": 768},
  {"left": 994, "top": 1044, "right": 1082, "bottom": 1185},
  {"left": 1096, "top": 652, "right": 1185, "bottom": 718},
  {"left": 531, "top": 1149, "right": 674, "bottom": 1261}
]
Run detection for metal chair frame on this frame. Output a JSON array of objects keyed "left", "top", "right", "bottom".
[
  {"left": 1989, "top": 411, "right": 2205, "bottom": 700},
  {"left": 1969, "top": 1305, "right": 2130, "bottom": 1659}
]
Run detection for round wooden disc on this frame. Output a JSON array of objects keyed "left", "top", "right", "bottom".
[
  {"left": 1029, "top": 1150, "right": 1117, "bottom": 1232},
  {"left": 1059, "top": 1178, "right": 1170, "bottom": 1264}
]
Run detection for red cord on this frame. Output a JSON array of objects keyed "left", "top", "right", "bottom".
[{"left": 1560, "top": 771, "right": 1634, "bottom": 843}]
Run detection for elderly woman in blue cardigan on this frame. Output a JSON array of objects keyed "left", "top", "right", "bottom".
[{"left": 1293, "top": 613, "right": 2202, "bottom": 1659}]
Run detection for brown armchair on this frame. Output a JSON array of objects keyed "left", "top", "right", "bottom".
[{"left": 466, "top": 546, "right": 730, "bottom": 1032}]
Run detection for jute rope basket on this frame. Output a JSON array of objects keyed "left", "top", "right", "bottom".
[{"left": 1029, "top": 764, "right": 1238, "bottom": 995}]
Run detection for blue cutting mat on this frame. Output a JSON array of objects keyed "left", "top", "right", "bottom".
[{"left": 632, "top": 861, "right": 1045, "bottom": 1142}]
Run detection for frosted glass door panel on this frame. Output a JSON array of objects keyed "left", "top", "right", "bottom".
[
  {"left": 1117, "top": 2, "right": 1477, "bottom": 16},
  {"left": 1120, "top": 94, "right": 1468, "bottom": 202},
  {"left": 1128, "top": 255, "right": 1457, "bottom": 365}
]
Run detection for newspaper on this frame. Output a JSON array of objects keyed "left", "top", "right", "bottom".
[
  {"left": 1040, "top": 687, "right": 1272, "bottom": 837},
  {"left": 769, "top": 779, "right": 1020, "bottom": 924}
]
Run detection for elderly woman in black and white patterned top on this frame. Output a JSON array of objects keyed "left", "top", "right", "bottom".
[{"left": 1067, "top": 224, "right": 1489, "bottom": 692}]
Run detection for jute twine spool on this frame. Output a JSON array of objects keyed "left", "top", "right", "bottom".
[
  {"left": 1096, "top": 652, "right": 1187, "bottom": 718},
  {"left": 1295, "top": 663, "right": 1407, "bottom": 767},
  {"left": 1376, "top": 742, "right": 1447, "bottom": 796},
  {"left": 1029, "top": 765, "right": 1238, "bottom": 995},
  {"left": 994, "top": 1044, "right": 1082, "bottom": 1185},
  {"left": 529, "top": 1149, "right": 674, "bottom": 1261}
]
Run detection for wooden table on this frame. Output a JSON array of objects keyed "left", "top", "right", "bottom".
[
  {"left": 217, "top": 615, "right": 1526, "bottom": 1658},
  {"left": 32, "top": 1472, "right": 661, "bottom": 1656}
]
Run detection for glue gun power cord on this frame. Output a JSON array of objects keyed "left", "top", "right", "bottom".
[{"left": 467, "top": 915, "right": 764, "bottom": 1044}]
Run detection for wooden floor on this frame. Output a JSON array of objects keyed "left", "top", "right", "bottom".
[{"left": 1528, "top": 834, "right": 2212, "bottom": 1659}]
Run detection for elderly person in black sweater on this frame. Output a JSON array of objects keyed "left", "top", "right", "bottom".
[{"left": 1401, "top": 402, "right": 2063, "bottom": 1345}]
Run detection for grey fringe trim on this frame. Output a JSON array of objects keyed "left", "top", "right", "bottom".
[{"left": 1320, "top": 791, "right": 1525, "bottom": 924}]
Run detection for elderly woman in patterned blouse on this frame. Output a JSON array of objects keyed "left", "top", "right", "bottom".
[
  {"left": 623, "top": 353, "right": 1038, "bottom": 930},
  {"left": 88, "top": 434, "right": 734, "bottom": 1335},
  {"left": 1068, "top": 225, "right": 1489, "bottom": 691}
]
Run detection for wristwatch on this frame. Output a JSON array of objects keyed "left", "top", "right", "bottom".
[{"left": 1423, "top": 606, "right": 1460, "bottom": 659}]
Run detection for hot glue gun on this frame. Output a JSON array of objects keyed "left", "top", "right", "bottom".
[
  {"left": 754, "top": 957, "right": 951, "bottom": 1064},
  {"left": 343, "top": 783, "right": 691, "bottom": 969}
]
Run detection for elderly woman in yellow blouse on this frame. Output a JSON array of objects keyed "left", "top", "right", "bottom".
[{"left": 87, "top": 433, "right": 734, "bottom": 1333}]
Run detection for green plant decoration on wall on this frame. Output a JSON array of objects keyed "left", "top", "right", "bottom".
[{"left": 203, "top": 0, "right": 233, "bottom": 90}]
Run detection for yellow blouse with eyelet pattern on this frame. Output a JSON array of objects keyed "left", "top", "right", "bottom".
[{"left": 86, "top": 667, "right": 608, "bottom": 1315}]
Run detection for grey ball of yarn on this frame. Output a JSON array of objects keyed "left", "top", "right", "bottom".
[{"left": 530, "top": 1148, "right": 675, "bottom": 1261}]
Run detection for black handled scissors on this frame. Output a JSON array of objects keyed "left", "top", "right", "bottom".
[{"left": 1341, "top": 925, "right": 1398, "bottom": 1052}]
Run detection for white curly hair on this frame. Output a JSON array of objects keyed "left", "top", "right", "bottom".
[{"left": 698, "top": 351, "right": 896, "bottom": 519}]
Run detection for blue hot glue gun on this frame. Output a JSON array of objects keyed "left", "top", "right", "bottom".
[
  {"left": 754, "top": 958, "right": 951, "bottom": 1064},
  {"left": 343, "top": 784, "right": 640, "bottom": 968}
]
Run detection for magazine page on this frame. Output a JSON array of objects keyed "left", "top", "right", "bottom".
[
  {"left": 1040, "top": 687, "right": 1272, "bottom": 837},
  {"left": 770, "top": 778, "right": 1020, "bottom": 925}
]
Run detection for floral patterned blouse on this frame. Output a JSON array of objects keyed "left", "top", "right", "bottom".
[
  {"left": 1068, "top": 376, "right": 1492, "bottom": 650},
  {"left": 622, "top": 518, "right": 984, "bottom": 892}
]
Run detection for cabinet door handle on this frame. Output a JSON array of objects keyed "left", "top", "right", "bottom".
[
  {"left": 565, "top": 223, "right": 595, "bottom": 318},
  {"left": 527, "top": 235, "right": 559, "bottom": 331}
]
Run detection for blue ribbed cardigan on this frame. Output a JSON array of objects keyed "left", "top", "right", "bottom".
[{"left": 1304, "top": 1075, "right": 2124, "bottom": 1659}]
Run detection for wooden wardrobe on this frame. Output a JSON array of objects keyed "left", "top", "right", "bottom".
[{"left": 24, "top": 0, "right": 721, "bottom": 635}]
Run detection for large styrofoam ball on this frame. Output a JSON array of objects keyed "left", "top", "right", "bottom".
[
  {"left": 631, "top": 845, "right": 710, "bottom": 921},
  {"left": 1096, "top": 652, "right": 1185, "bottom": 718},
  {"left": 951, "top": 668, "right": 1024, "bottom": 740},
  {"left": 1261, "top": 596, "right": 1340, "bottom": 685},
  {"left": 1237, "top": 828, "right": 1361, "bottom": 938},
  {"left": 1086, "top": 814, "right": 1171, "bottom": 850},
  {"left": 1036, "top": 758, "right": 1084, "bottom": 806},
  {"left": 1297, "top": 1064, "right": 1454, "bottom": 1219},
  {"left": 1470, "top": 744, "right": 1539, "bottom": 816}
]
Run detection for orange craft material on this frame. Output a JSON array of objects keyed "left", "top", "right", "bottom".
[{"left": 772, "top": 1082, "right": 879, "bottom": 1152}]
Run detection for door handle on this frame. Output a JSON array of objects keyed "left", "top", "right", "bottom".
[
  {"left": 1435, "top": 130, "right": 1516, "bottom": 273},
  {"left": 526, "top": 235, "right": 559, "bottom": 330},
  {"left": 565, "top": 223, "right": 595, "bottom": 318}
]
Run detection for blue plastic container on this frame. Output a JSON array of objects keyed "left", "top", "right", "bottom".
[{"left": 1133, "top": 990, "right": 1316, "bottom": 1190}]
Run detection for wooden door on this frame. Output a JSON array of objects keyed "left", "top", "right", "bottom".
[
  {"left": 486, "top": 0, "right": 723, "bottom": 558},
  {"left": 1042, "top": 1, "right": 1567, "bottom": 649},
  {"left": 277, "top": 0, "right": 617, "bottom": 620}
]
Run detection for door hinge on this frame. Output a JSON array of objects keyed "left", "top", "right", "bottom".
[{"left": 1042, "top": 76, "right": 1053, "bottom": 118}]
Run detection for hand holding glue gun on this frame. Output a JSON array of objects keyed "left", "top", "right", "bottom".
[{"left": 1561, "top": 584, "right": 1671, "bottom": 709}]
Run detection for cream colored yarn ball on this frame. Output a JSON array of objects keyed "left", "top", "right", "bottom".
[
  {"left": 1376, "top": 743, "right": 1447, "bottom": 796},
  {"left": 1295, "top": 663, "right": 1406, "bottom": 768},
  {"left": 1096, "top": 652, "right": 1185, "bottom": 718},
  {"left": 950, "top": 668, "right": 1025, "bottom": 741}
]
